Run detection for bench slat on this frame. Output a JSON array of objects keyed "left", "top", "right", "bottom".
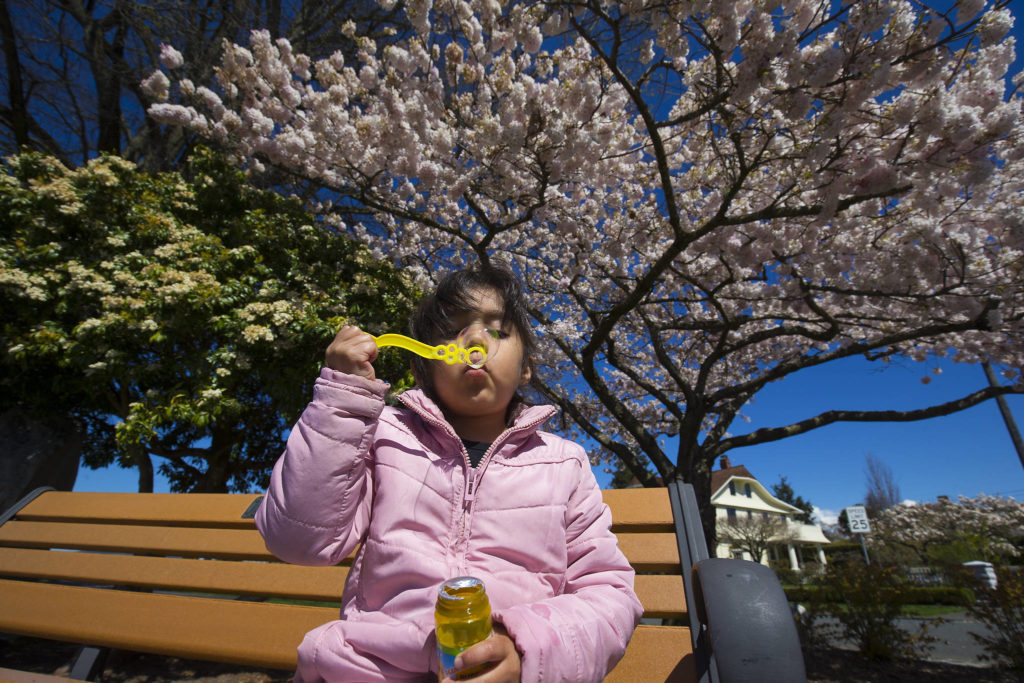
[
  {"left": 615, "top": 532, "right": 681, "bottom": 572},
  {"left": 0, "top": 579, "right": 693, "bottom": 676},
  {"left": 11, "top": 492, "right": 261, "bottom": 529},
  {"left": 605, "top": 625, "right": 695, "bottom": 683},
  {"left": 0, "top": 548, "right": 683, "bottom": 619},
  {"left": 633, "top": 574, "right": 687, "bottom": 618},
  {"left": 0, "top": 579, "right": 333, "bottom": 670},
  {"left": 0, "top": 521, "right": 666, "bottom": 572},
  {"left": 16, "top": 489, "right": 673, "bottom": 530},
  {"left": 0, "top": 520, "right": 274, "bottom": 561},
  {"left": 0, "top": 547, "right": 347, "bottom": 603},
  {"left": 602, "top": 488, "right": 675, "bottom": 532}
]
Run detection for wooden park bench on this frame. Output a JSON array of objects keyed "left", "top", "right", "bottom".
[{"left": 0, "top": 481, "right": 804, "bottom": 682}]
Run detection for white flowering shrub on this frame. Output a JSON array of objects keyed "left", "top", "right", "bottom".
[
  {"left": 1, "top": 149, "right": 415, "bottom": 492},
  {"left": 867, "top": 495, "right": 1024, "bottom": 565}
]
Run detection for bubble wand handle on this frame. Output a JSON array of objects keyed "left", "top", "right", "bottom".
[{"left": 372, "top": 333, "right": 486, "bottom": 367}]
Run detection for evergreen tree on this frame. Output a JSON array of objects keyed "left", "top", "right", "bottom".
[{"left": 771, "top": 476, "right": 815, "bottom": 524}]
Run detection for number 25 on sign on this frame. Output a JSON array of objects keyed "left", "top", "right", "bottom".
[{"left": 845, "top": 505, "right": 871, "bottom": 533}]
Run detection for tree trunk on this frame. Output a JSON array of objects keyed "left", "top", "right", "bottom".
[
  {"left": 73, "top": 0, "right": 131, "bottom": 155},
  {"left": 131, "top": 445, "right": 154, "bottom": 493},
  {"left": 86, "top": 28, "right": 122, "bottom": 153},
  {"left": 195, "top": 453, "right": 231, "bottom": 492},
  {"left": 193, "top": 426, "right": 237, "bottom": 492},
  {"left": 674, "top": 441, "right": 717, "bottom": 557},
  {"left": 0, "top": 0, "right": 30, "bottom": 147}
]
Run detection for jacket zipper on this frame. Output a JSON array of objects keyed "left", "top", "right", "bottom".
[
  {"left": 452, "top": 414, "right": 554, "bottom": 567},
  {"left": 397, "top": 395, "right": 556, "bottom": 568}
]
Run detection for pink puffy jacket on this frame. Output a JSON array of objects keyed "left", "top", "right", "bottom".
[{"left": 255, "top": 368, "right": 642, "bottom": 682}]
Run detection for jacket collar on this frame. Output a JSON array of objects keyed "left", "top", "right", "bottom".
[{"left": 397, "top": 388, "right": 557, "bottom": 442}]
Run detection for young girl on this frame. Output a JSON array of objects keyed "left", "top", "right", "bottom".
[{"left": 255, "top": 264, "right": 642, "bottom": 682}]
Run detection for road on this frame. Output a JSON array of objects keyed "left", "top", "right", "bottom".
[{"left": 821, "top": 612, "right": 996, "bottom": 667}]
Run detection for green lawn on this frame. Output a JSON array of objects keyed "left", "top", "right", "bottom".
[
  {"left": 789, "top": 601, "right": 966, "bottom": 618},
  {"left": 899, "top": 604, "right": 965, "bottom": 618}
]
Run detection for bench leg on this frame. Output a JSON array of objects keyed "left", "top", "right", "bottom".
[{"left": 68, "top": 646, "right": 109, "bottom": 681}]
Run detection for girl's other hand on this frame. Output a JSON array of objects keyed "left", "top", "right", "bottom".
[
  {"left": 325, "top": 325, "right": 378, "bottom": 380},
  {"left": 443, "top": 624, "right": 521, "bottom": 683}
]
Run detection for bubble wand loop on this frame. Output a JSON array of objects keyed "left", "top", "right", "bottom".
[{"left": 372, "top": 333, "right": 489, "bottom": 368}]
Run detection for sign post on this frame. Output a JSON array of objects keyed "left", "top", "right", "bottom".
[{"left": 845, "top": 505, "right": 871, "bottom": 565}]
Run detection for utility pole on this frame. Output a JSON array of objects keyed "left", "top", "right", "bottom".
[{"left": 983, "top": 362, "right": 1024, "bottom": 471}]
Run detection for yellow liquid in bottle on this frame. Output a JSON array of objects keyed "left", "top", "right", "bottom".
[{"left": 435, "top": 576, "right": 492, "bottom": 681}]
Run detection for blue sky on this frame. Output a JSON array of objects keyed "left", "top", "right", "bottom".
[
  {"left": 74, "top": 5, "right": 1024, "bottom": 526},
  {"left": 681, "top": 356, "right": 1024, "bottom": 525}
]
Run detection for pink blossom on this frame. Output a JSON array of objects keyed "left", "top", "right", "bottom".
[
  {"left": 978, "top": 9, "right": 1013, "bottom": 47},
  {"left": 148, "top": 103, "right": 194, "bottom": 127},
  {"left": 140, "top": 71, "right": 170, "bottom": 101},
  {"left": 956, "top": 0, "right": 986, "bottom": 25},
  {"left": 159, "top": 44, "right": 184, "bottom": 69}
]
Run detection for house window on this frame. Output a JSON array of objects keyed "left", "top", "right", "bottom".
[
  {"left": 729, "top": 482, "right": 735, "bottom": 495},
  {"left": 746, "top": 509, "right": 752, "bottom": 519},
  {"left": 745, "top": 484, "right": 752, "bottom": 497},
  {"left": 762, "top": 512, "right": 769, "bottom": 521},
  {"left": 727, "top": 507, "right": 736, "bottom": 520}
]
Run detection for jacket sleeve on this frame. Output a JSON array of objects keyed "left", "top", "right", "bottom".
[
  {"left": 254, "top": 367, "right": 388, "bottom": 566},
  {"left": 493, "top": 457, "right": 643, "bottom": 683}
]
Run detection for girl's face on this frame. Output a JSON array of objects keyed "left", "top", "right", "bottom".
[{"left": 428, "top": 287, "right": 531, "bottom": 430}]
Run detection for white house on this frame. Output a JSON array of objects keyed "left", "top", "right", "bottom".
[{"left": 711, "top": 456, "right": 830, "bottom": 571}]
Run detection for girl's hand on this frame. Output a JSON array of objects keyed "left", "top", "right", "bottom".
[
  {"left": 443, "top": 624, "right": 521, "bottom": 683},
  {"left": 325, "top": 325, "right": 378, "bottom": 380}
]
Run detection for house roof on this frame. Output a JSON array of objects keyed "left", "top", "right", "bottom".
[
  {"left": 711, "top": 464, "right": 756, "bottom": 494},
  {"left": 710, "top": 462, "right": 803, "bottom": 516}
]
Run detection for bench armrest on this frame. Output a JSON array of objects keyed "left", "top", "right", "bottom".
[{"left": 691, "top": 558, "right": 805, "bottom": 683}]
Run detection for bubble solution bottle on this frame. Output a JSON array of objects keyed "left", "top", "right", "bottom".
[{"left": 435, "top": 576, "right": 493, "bottom": 681}]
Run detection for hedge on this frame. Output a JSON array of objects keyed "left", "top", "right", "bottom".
[{"left": 784, "top": 585, "right": 974, "bottom": 606}]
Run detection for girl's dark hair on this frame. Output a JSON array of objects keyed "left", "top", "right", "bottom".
[{"left": 409, "top": 263, "right": 536, "bottom": 398}]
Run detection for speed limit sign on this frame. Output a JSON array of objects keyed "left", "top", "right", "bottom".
[{"left": 846, "top": 505, "right": 871, "bottom": 534}]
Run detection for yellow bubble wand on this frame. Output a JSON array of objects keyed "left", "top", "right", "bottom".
[{"left": 372, "top": 327, "right": 493, "bottom": 369}]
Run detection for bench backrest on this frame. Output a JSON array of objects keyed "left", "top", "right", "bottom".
[{"left": 0, "top": 487, "right": 698, "bottom": 681}]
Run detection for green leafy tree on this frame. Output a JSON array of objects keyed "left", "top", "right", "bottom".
[
  {"left": 1, "top": 148, "right": 416, "bottom": 492},
  {"left": 770, "top": 476, "right": 815, "bottom": 524}
]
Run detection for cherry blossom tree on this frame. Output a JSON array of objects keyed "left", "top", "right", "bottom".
[
  {"left": 867, "top": 494, "right": 1024, "bottom": 564},
  {"left": 144, "top": 0, "right": 1024, "bottom": 544},
  {"left": 1, "top": 148, "right": 415, "bottom": 492}
]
